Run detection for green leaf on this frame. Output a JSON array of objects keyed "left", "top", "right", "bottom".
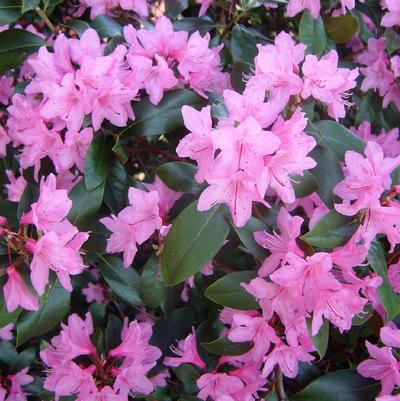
[
  {"left": 0, "top": 29, "right": 48, "bottom": 74},
  {"left": 173, "top": 17, "right": 216, "bottom": 35},
  {"left": 156, "top": 162, "right": 203, "bottom": 194},
  {"left": 293, "top": 170, "right": 319, "bottom": 199},
  {"left": 385, "top": 28, "right": 400, "bottom": 54},
  {"left": 105, "top": 314, "right": 122, "bottom": 351},
  {"left": 21, "top": 0, "right": 39, "bottom": 13},
  {"left": 64, "top": 20, "right": 91, "bottom": 37},
  {"left": 311, "top": 120, "right": 365, "bottom": 161},
  {"left": 17, "top": 183, "right": 38, "bottom": 220},
  {"left": 299, "top": 11, "right": 326, "bottom": 57},
  {"left": 324, "top": 15, "right": 359, "bottom": 44},
  {"left": 84, "top": 132, "right": 113, "bottom": 191},
  {"left": 306, "top": 318, "right": 329, "bottom": 360},
  {"left": 309, "top": 145, "right": 344, "bottom": 209},
  {"left": 103, "top": 158, "right": 128, "bottom": 213},
  {"left": 201, "top": 336, "right": 251, "bottom": 356},
  {"left": 150, "top": 307, "right": 194, "bottom": 354},
  {"left": 91, "top": 14, "right": 123, "bottom": 38},
  {"left": 138, "top": 255, "right": 166, "bottom": 308},
  {"left": 231, "top": 24, "right": 258, "bottom": 65},
  {"left": 162, "top": 201, "right": 230, "bottom": 286},
  {"left": 367, "top": 241, "right": 400, "bottom": 321},
  {"left": 0, "top": 0, "right": 22, "bottom": 25},
  {"left": 98, "top": 255, "right": 142, "bottom": 306},
  {"left": 17, "top": 279, "right": 70, "bottom": 346},
  {"left": 165, "top": 0, "right": 188, "bottom": 17},
  {"left": 302, "top": 210, "right": 360, "bottom": 248},
  {"left": 205, "top": 271, "right": 258, "bottom": 310},
  {"left": 121, "top": 89, "right": 207, "bottom": 137},
  {"left": 68, "top": 181, "right": 105, "bottom": 227},
  {"left": 231, "top": 217, "right": 268, "bottom": 260},
  {"left": 292, "top": 370, "right": 379, "bottom": 401},
  {"left": 173, "top": 364, "right": 201, "bottom": 394},
  {"left": 0, "top": 200, "right": 18, "bottom": 227}
]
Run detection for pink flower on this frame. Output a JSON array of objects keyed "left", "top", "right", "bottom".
[
  {"left": 0, "top": 124, "right": 10, "bottom": 157},
  {"left": 357, "top": 38, "right": 388, "bottom": 67},
  {"left": 381, "top": 326, "right": 400, "bottom": 348},
  {"left": 262, "top": 341, "right": 313, "bottom": 378},
  {"left": 82, "top": 283, "right": 105, "bottom": 304},
  {"left": 197, "top": 373, "right": 244, "bottom": 401},
  {"left": 0, "top": 323, "right": 13, "bottom": 340},
  {"left": 27, "top": 230, "right": 88, "bottom": 295},
  {"left": 358, "top": 341, "right": 400, "bottom": 395},
  {"left": 5, "top": 171, "right": 27, "bottom": 202},
  {"left": 301, "top": 50, "right": 358, "bottom": 121},
  {"left": 6, "top": 368, "right": 33, "bottom": 401},
  {"left": 101, "top": 187, "right": 162, "bottom": 267},
  {"left": 382, "top": 0, "right": 400, "bottom": 27},
  {"left": 119, "top": 0, "right": 148, "bottom": 16},
  {"left": 254, "top": 207, "right": 304, "bottom": 276},
  {"left": 176, "top": 105, "right": 214, "bottom": 183},
  {"left": 196, "top": 0, "right": 212, "bottom": 16},
  {"left": 3, "top": 266, "right": 39, "bottom": 313},
  {"left": 40, "top": 313, "right": 96, "bottom": 366},
  {"left": 287, "top": 0, "right": 321, "bottom": 18},
  {"left": 389, "top": 263, "right": 400, "bottom": 293},
  {"left": 164, "top": 329, "right": 206, "bottom": 369},
  {"left": 0, "top": 76, "right": 13, "bottom": 105}
]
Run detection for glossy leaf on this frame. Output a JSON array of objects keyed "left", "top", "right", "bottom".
[
  {"left": 231, "top": 24, "right": 258, "bottom": 64},
  {"left": 0, "top": 0, "right": 22, "bottom": 25},
  {"left": 293, "top": 170, "right": 319, "bottom": 199},
  {"left": 201, "top": 336, "right": 251, "bottom": 356},
  {"left": 91, "top": 14, "right": 123, "bottom": 38},
  {"left": 138, "top": 256, "right": 166, "bottom": 308},
  {"left": 306, "top": 318, "right": 329, "bottom": 360},
  {"left": 299, "top": 11, "right": 326, "bottom": 57}
]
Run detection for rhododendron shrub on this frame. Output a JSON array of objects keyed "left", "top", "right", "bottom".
[{"left": 0, "top": 1, "right": 399, "bottom": 401}]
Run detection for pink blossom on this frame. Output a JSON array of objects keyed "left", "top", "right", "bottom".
[
  {"left": 254, "top": 207, "right": 304, "bottom": 276},
  {"left": 5, "top": 171, "right": 27, "bottom": 202},
  {"left": 0, "top": 323, "right": 13, "bottom": 340},
  {"left": 3, "top": 266, "right": 39, "bottom": 312},
  {"left": 287, "top": 0, "right": 321, "bottom": 18},
  {"left": 382, "top": 0, "right": 400, "bottom": 27},
  {"left": 389, "top": 263, "right": 400, "bottom": 293},
  {"left": 0, "top": 124, "right": 10, "bottom": 157},
  {"left": 197, "top": 373, "right": 244, "bottom": 401},
  {"left": 0, "top": 76, "right": 13, "bottom": 105},
  {"left": 301, "top": 50, "right": 358, "bottom": 121},
  {"left": 381, "top": 326, "right": 400, "bottom": 349},
  {"left": 196, "top": 0, "right": 212, "bottom": 16},
  {"left": 6, "top": 368, "right": 33, "bottom": 401},
  {"left": 82, "top": 283, "right": 105, "bottom": 303},
  {"left": 164, "top": 329, "right": 206, "bottom": 369}
]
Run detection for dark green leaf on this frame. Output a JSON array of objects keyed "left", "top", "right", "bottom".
[
  {"left": 0, "top": 0, "right": 22, "bottom": 25},
  {"left": 0, "top": 29, "right": 48, "bottom": 74},
  {"left": 10, "top": 347, "right": 36, "bottom": 373},
  {"left": 162, "top": 202, "right": 230, "bottom": 285},
  {"left": 293, "top": 170, "right": 319, "bottom": 199},
  {"left": 138, "top": 255, "right": 166, "bottom": 308},
  {"left": 231, "top": 24, "right": 257, "bottom": 64},
  {"left": 21, "top": 0, "right": 39, "bottom": 13},
  {"left": 205, "top": 271, "right": 258, "bottom": 310},
  {"left": 309, "top": 145, "right": 344, "bottom": 209},
  {"left": 368, "top": 241, "right": 400, "bottom": 320},
  {"left": 64, "top": 20, "right": 91, "bottom": 37},
  {"left": 311, "top": 120, "right": 365, "bottom": 160},
  {"left": 306, "top": 318, "right": 329, "bottom": 360},
  {"left": 68, "top": 181, "right": 105, "bottom": 227},
  {"left": 201, "top": 336, "right": 251, "bottom": 356},
  {"left": 17, "top": 279, "right": 70, "bottom": 346},
  {"left": 91, "top": 14, "right": 123, "bottom": 38},
  {"left": 299, "top": 11, "right": 326, "bottom": 57},
  {"left": 17, "top": 183, "right": 38, "bottom": 220},
  {"left": 104, "top": 158, "right": 128, "bottom": 213},
  {"left": 165, "top": 0, "right": 188, "bottom": 17},
  {"left": 121, "top": 89, "right": 207, "bottom": 137},
  {"left": 324, "top": 15, "right": 359, "bottom": 44},
  {"left": 385, "top": 28, "right": 400, "bottom": 54},
  {"left": 98, "top": 255, "right": 142, "bottom": 306},
  {"left": 292, "top": 370, "right": 379, "bottom": 401},
  {"left": 302, "top": 210, "right": 360, "bottom": 248},
  {"left": 84, "top": 132, "right": 113, "bottom": 191},
  {"left": 0, "top": 200, "right": 18, "bottom": 227},
  {"left": 231, "top": 217, "right": 267, "bottom": 260},
  {"left": 105, "top": 314, "right": 122, "bottom": 351},
  {"left": 173, "top": 364, "right": 201, "bottom": 394},
  {"left": 173, "top": 17, "right": 216, "bottom": 35},
  {"left": 156, "top": 162, "right": 203, "bottom": 194},
  {"left": 150, "top": 307, "right": 194, "bottom": 354}
]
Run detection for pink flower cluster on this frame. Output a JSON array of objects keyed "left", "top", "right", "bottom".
[
  {"left": 357, "top": 37, "right": 400, "bottom": 109},
  {"left": 41, "top": 313, "right": 162, "bottom": 400},
  {"left": 358, "top": 325, "right": 400, "bottom": 400},
  {"left": 3, "top": 174, "right": 88, "bottom": 312},
  {"left": 287, "top": 0, "right": 361, "bottom": 17},
  {"left": 0, "top": 368, "right": 33, "bottom": 401},
  {"left": 77, "top": 0, "right": 149, "bottom": 19}
]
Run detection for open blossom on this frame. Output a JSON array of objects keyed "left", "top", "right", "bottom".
[
  {"left": 2, "top": 368, "right": 33, "bottom": 401},
  {"left": 382, "top": 0, "right": 400, "bottom": 27},
  {"left": 0, "top": 323, "right": 14, "bottom": 340},
  {"left": 287, "top": 0, "right": 321, "bottom": 18},
  {"left": 82, "top": 283, "right": 105, "bottom": 303},
  {"left": 197, "top": 373, "right": 245, "bottom": 401},
  {"left": 5, "top": 171, "right": 27, "bottom": 202},
  {"left": 101, "top": 187, "right": 162, "bottom": 267},
  {"left": 301, "top": 50, "right": 359, "bottom": 121}
]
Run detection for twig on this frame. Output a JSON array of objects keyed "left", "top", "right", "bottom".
[
  {"left": 274, "top": 366, "right": 288, "bottom": 401},
  {"left": 35, "top": 8, "right": 57, "bottom": 34}
]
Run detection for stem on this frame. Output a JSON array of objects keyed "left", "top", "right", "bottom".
[
  {"left": 35, "top": 8, "right": 57, "bottom": 34},
  {"left": 274, "top": 366, "right": 288, "bottom": 401}
]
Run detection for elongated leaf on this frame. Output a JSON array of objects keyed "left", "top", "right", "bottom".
[
  {"left": 165, "top": 0, "right": 188, "bottom": 17},
  {"left": 306, "top": 318, "right": 329, "bottom": 360},
  {"left": 121, "top": 89, "right": 207, "bottom": 137},
  {"left": 21, "top": 0, "right": 39, "bottom": 13},
  {"left": 310, "top": 145, "right": 343, "bottom": 209},
  {"left": 173, "top": 17, "right": 216, "bottom": 35},
  {"left": 299, "top": 11, "right": 326, "bottom": 57},
  {"left": 292, "top": 370, "right": 379, "bottom": 401},
  {"left": 324, "top": 15, "right": 359, "bottom": 44},
  {"left": 103, "top": 158, "right": 128, "bottom": 213},
  {"left": 17, "top": 183, "right": 38, "bottom": 220},
  {"left": 84, "top": 132, "right": 112, "bottom": 191},
  {"left": 201, "top": 336, "right": 251, "bottom": 356},
  {"left": 0, "top": 0, "right": 22, "bottom": 25},
  {"left": 302, "top": 210, "right": 360, "bottom": 248},
  {"left": 311, "top": 120, "right": 365, "bottom": 160},
  {"left": 156, "top": 162, "right": 203, "bottom": 194},
  {"left": 368, "top": 241, "right": 400, "bottom": 320},
  {"left": 162, "top": 202, "right": 230, "bottom": 286},
  {"left": 98, "top": 255, "right": 142, "bottom": 306},
  {"left": 205, "top": 271, "right": 258, "bottom": 310},
  {"left": 293, "top": 170, "right": 319, "bottom": 199},
  {"left": 91, "top": 14, "right": 123, "bottom": 38},
  {"left": 231, "top": 24, "right": 257, "bottom": 64},
  {"left": 64, "top": 20, "right": 91, "bottom": 37},
  {"left": 0, "top": 29, "right": 47, "bottom": 74},
  {"left": 17, "top": 279, "right": 70, "bottom": 346}
]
